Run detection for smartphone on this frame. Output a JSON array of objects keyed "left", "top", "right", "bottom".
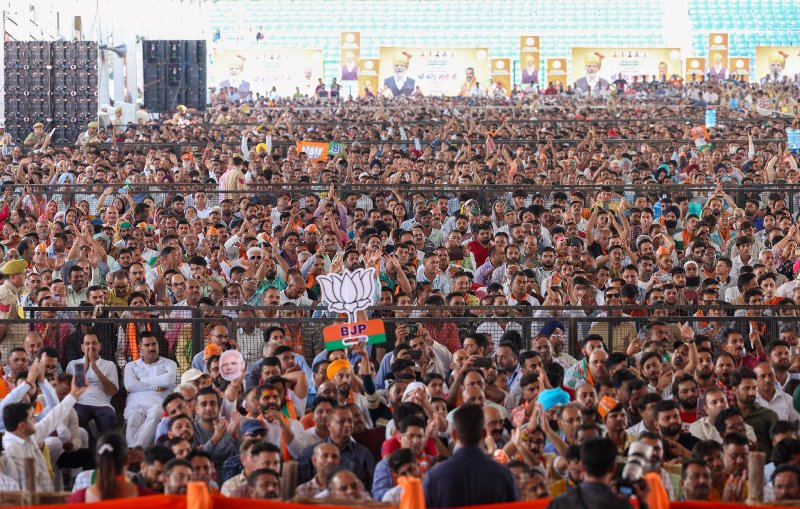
[
  {"left": 74, "top": 362, "right": 86, "bottom": 387},
  {"left": 658, "top": 273, "right": 672, "bottom": 282},
  {"left": 472, "top": 357, "right": 493, "bottom": 369},
  {"left": 408, "top": 350, "right": 423, "bottom": 360}
]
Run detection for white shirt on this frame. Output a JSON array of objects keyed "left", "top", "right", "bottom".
[
  {"left": 757, "top": 390, "right": 800, "bottom": 422},
  {"left": 263, "top": 418, "right": 306, "bottom": 459},
  {"left": 294, "top": 427, "right": 326, "bottom": 454},
  {"left": 390, "top": 75, "right": 407, "bottom": 91},
  {"left": 776, "top": 279, "right": 800, "bottom": 299},
  {"left": 145, "top": 264, "right": 192, "bottom": 289},
  {"left": 688, "top": 416, "right": 758, "bottom": 443},
  {"left": 475, "top": 319, "right": 523, "bottom": 350},
  {"left": 280, "top": 291, "right": 313, "bottom": 307},
  {"left": 627, "top": 421, "right": 651, "bottom": 435},
  {"left": 123, "top": 356, "right": 177, "bottom": 415},
  {"left": 195, "top": 206, "right": 214, "bottom": 219},
  {"left": 2, "top": 394, "right": 77, "bottom": 492},
  {"left": 66, "top": 358, "right": 119, "bottom": 408}
]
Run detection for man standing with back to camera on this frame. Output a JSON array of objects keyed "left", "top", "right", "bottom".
[
  {"left": 547, "top": 437, "right": 650, "bottom": 509},
  {"left": 423, "top": 403, "right": 518, "bottom": 507}
]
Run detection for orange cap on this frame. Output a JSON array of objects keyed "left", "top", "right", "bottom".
[{"left": 597, "top": 395, "right": 622, "bottom": 419}]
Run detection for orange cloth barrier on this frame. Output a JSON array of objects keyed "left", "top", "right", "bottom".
[
  {"left": 0, "top": 486, "right": 791, "bottom": 509},
  {"left": 5, "top": 494, "right": 186, "bottom": 509},
  {"left": 397, "top": 476, "right": 425, "bottom": 509}
]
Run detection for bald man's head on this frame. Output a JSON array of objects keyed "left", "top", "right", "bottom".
[
  {"left": 462, "top": 385, "right": 486, "bottom": 406},
  {"left": 588, "top": 350, "right": 610, "bottom": 382},
  {"left": 483, "top": 406, "right": 504, "bottom": 442}
]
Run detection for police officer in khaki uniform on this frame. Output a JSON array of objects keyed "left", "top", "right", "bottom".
[
  {"left": 218, "top": 153, "right": 247, "bottom": 200},
  {"left": 0, "top": 259, "right": 29, "bottom": 358},
  {"left": 75, "top": 121, "right": 100, "bottom": 147},
  {"left": 23, "top": 122, "right": 48, "bottom": 150}
]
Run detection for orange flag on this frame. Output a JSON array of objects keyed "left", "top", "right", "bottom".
[
  {"left": 398, "top": 476, "right": 426, "bottom": 509},
  {"left": 187, "top": 482, "right": 211, "bottom": 509}
]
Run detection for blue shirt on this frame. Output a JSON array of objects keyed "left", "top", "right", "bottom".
[
  {"left": 371, "top": 459, "right": 394, "bottom": 501},
  {"left": 298, "top": 437, "right": 375, "bottom": 488}
]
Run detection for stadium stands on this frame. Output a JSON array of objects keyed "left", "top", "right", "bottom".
[{"left": 1, "top": 0, "right": 800, "bottom": 505}]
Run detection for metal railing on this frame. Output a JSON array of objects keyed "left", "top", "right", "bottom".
[
  {"left": 11, "top": 303, "right": 795, "bottom": 423},
  {"left": 14, "top": 304, "right": 799, "bottom": 370},
  {"left": 10, "top": 182, "right": 800, "bottom": 216}
]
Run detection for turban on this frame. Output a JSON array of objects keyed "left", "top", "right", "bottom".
[{"left": 326, "top": 359, "right": 352, "bottom": 380}]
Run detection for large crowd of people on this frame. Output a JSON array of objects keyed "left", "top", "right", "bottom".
[{"left": 0, "top": 72, "right": 797, "bottom": 507}]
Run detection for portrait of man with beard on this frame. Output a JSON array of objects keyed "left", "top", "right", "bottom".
[
  {"left": 383, "top": 52, "right": 415, "bottom": 97},
  {"left": 575, "top": 52, "right": 609, "bottom": 94}
]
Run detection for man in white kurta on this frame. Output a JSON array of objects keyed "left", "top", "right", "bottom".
[
  {"left": 123, "top": 332, "right": 177, "bottom": 447},
  {"left": 65, "top": 332, "right": 120, "bottom": 436},
  {"left": 2, "top": 372, "right": 87, "bottom": 491}
]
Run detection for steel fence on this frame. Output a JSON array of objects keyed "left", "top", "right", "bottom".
[
  {"left": 8, "top": 303, "right": 795, "bottom": 435},
  {"left": 15, "top": 304, "right": 799, "bottom": 370},
  {"left": 7, "top": 182, "right": 800, "bottom": 216}
]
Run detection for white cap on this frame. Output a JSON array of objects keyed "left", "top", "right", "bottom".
[{"left": 180, "top": 369, "right": 203, "bottom": 384}]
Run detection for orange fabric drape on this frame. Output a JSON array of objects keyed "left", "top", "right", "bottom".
[
  {"left": 187, "top": 483, "right": 212, "bottom": 509},
  {"left": 256, "top": 414, "right": 292, "bottom": 462},
  {"left": 398, "top": 476, "right": 425, "bottom": 509},
  {"left": 644, "top": 471, "right": 671, "bottom": 509},
  {"left": 126, "top": 323, "right": 140, "bottom": 361},
  {"left": 3, "top": 492, "right": 792, "bottom": 509}
]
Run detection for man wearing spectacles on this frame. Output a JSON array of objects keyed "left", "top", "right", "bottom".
[
  {"left": 191, "top": 323, "right": 235, "bottom": 372},
  {"left": 241, "top": 270, "right": 263, "bottom": 306}
]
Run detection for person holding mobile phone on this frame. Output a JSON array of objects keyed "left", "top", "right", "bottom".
[
  {"left": 2, "top": 361, "right": 88, "bottom": 492},
  {"left": 409, "top": 334, "right": 446, "bottom": 378},
  {"left": 65, "top": 331, "right": 120, "bottom": 441}
]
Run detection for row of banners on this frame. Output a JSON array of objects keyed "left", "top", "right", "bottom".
[{"left": 208, "top": 32, "right": 799, "bottom": 97}]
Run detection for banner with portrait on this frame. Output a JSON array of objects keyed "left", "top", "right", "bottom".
[
  {"left": 378, "top": 47, "right": 489, "bottom": 97},
  {"left": 490, "top": 58, "right": 511, "bottom": 96},
  {"left": 755, "top": 46, "right": 800, "bottom": 83},
  {"left": 685, "top": 57, "right": 706, "bottom": 82},
  {"left": 546, "top": 58, "right": 568, "bottom": 88},
  {"left": 340, "top": 32, "right": 360, "bottom": 81},
  {"left": 519, "top": 36, "right": 540, "bottom": 86},
  {"left": 209, "top": 48, "right": 324, "bottom": 98},
  {"left": 707, "top": 33, "right": 729, "bottom": 80},
  {"left": 357, "top": 58, "right": 380, "bottom": 97},
  {"left": 570, "top": 48, "right": 682, "bottom": 90},
  {"left": 729, "top": 57, "right": 750, "bottom": 81}
]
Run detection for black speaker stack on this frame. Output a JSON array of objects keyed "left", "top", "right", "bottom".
[
  {"left": 142, "top": 40, "right": 207, "bottom": 112},
  {"left": 4, "top": 41, "right": 98, "bottom": 145}
]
